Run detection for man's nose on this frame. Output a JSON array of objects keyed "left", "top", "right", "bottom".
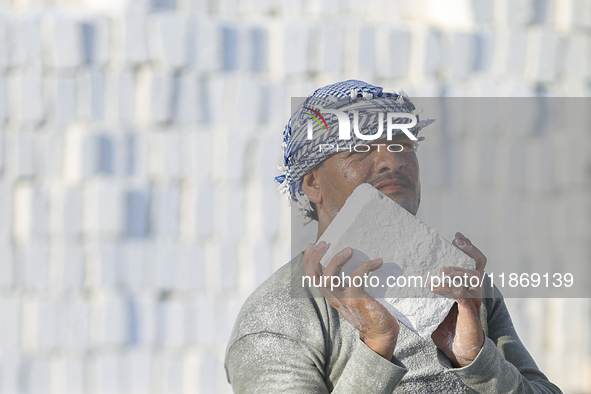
[{"left": 373, "top": 145, "right": 405, "bottom": 174}]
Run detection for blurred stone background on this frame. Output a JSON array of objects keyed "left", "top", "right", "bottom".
[{"left": 0, "top": 0, "right": 590, "bottom": 392}]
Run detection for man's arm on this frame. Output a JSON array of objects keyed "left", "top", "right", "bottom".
[
  {"left": 226, "top": 332, "right": 407, "bottom": 394},
  {"left": 225, "top": 245, "right": 408, "bottom": 393},
  {"left": 432, "top": 233, "right": 562, "bottom": 393},
  {"left": 444, "top": 285, "right": 562, "bottom": 393}
]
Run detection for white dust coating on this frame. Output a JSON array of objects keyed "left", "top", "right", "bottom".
[{"left": 317, "top": 184, "right": 476, "bottom": 339}]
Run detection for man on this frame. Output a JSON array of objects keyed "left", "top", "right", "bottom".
[{"left": 224, "top": 80, "right": 561, "bottom": 393}]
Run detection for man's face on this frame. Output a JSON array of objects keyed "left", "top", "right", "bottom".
[{"left": 314, "top": 134, "right": 421, "bottom": 218}]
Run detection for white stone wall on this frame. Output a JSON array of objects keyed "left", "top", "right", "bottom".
[{"left": 0, "top": 0, "right": 590, "bottom": 392}]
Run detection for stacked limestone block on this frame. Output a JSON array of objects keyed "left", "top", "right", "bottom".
[{"left": 0, "top": 0, "right": 589, "bottom": 392}]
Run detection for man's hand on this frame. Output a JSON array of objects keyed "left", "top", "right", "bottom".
[
  {"left": 430, "top": 232, "right": 487, "bottom": 368},
  {"left": 303, "top": 242, "right": 399, "bottom": 360}
]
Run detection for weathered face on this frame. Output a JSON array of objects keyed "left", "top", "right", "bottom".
[{"left": 313, "top": 134, "right": 421, "bottom": 219}]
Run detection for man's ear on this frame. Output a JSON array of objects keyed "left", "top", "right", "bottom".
[{"left": 301, "top": 168, "right": 322, "bottom": 205}]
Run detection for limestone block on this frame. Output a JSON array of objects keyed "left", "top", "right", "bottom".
[
  {"left": 157, "top": 300, "right": 185, "bottom": 348},
  {"left": 56, "top": 301, "right": 89, "bottom": 351},
  {"left": 6, "top": 130, "right": 34, "bottom": 179},
  {"left": 89, "top": 354, "right": 121, "bottom": 394},
  {"left": 0, "top": 19, "right": 9, "bottom": 70},
  {"left": 174, "top": 245, "right": 204, "bottom": 291},
  {"left": 187, "top": 18, "right": 220, "bottom": 72},
  {"left": 126, "top": 293, "right": 156, "bottom": 346},
  {"left": 81, "top": 18, "right": 110, "bottom": 66},
  {"left": 472, "top": 0, "right": 494, "bottom": 22},
  {"left": 474, "top": 30, "right": 495, "bottom": 72},
  {"left": 125, "top": 132, "right": 149, "bottom": 181},
  {"left": 180, "top": 182, "right": 213, "bottom": 240},
  {"left": 7, "top": 69, "right": 44, "bottom": 124},
  {"left": 119, "top": 241, "right": 147, "bottom": 289},
  {"left": 0, "top": 297, "right": 19, "bottom": 353},
  {"left": 151, "top": 354, "right": 183, "bottom": 394},
  {"left": 42, "top": 17, "right": 81, "bottom": 69},
  {"left": 23, "top": 358, "right": 50, "bottom": 394},
  {"left": 0, "top": 76, "right": 6, "bottom": 125},
  {"left": 211, "top": 131, "right": 248, "bottom": 185},
  {"left": 444, "top": 32, "right": 476, "bottom": 80},
  {"left": 36, "top": 131, "right": 63, "bottom": 180},
  {"left": 0, "top": 241, "right": 13, "bottom": 288},
  {"left": 152, "top": 244, "right": 176, "bottom": 289},
  {"left": 318, "top": 184, "right": 475, "bottom": 339},
  {"left": 310, "top": 24, "right": 343, "bottom": 73},
  {"left": 196, "top": 297, "right": 216, "bottom": 345},
  {"left": 0, "top": 354, "right": 20, "bottom": 394},
  {"left": 149, "top": 131, "right": 181, "bottom": 180},
  {"left": 422, "top": 28, "right": 442, "bottom": 76},
  {"left": 9, "top": 17, "right": 42, "bottom": 67},
  {"left": 180, "top": 131, "right": 211, "bottom": 183},
  {"left": 50, "top": 187, "right": 83, "bottom": 239},
  {"left": 148, "top": 14, "right": 188, "bottom": 69},
  {"left": 49, "top": 242, "right": 84, "bottom": 292},
  {"left": 126, "top": 189, "right": 151, "bottom": 239},
  {"left": 135, "top": 68, "right": 172, "bottom": 124},
  {"left": 90, "top": 293, "right": 127, "bottom": 347},
  {"left": 562, "top": 35, "right": 591, "bottom": 80},
  {"left": 173, "top": 71, "right": 200, "bottom": 125},
  {"left": 525, "top": 29, "right": 559, "bottom": 83},
  {"left": 251, "top": 26, "right": 268, "bottom": 72},
  {"left": 252, "top": 241, "right": 272, "bottom": 287},
  {"left": 62, "top": 127, "right": 94, "bottom": 182},
  {"left": 85, "top": 242, "right": 120, "bottom": 288},
  {"left": 13, "top": 184, "right": 49, "bottom": 241},
  {"left": 503, "top": 0, "right": 534, "bottom": 25},
  {"left": 121, "top": 350, "right": 152, "bottom": 394},
  {"left": 219, "top": 238, "right": 238, "bottom": 291},
  {"left": 78, "top": 68, "right": 105, "bottom": 121},
  {"left": 377, "top": 28, "right": 410, "bottom": 78},
  {"left": 358, "top": 27, "right": 375, "bottom": 75},
  {"left": 118, "top": 13, "right": 148, "bottom": 65},
  {"left": 214, "top": 189, "right": 244, "bottom": 238},
  {"left": 46, "top": 76, "right": 77, "bottom": 125},
  {"left": 83, "top": 179, "right": 123, "bottom": 238},
  {"left": 182, "top": 352, "right": 201, "bottom": 393},
  {"left": 104, "top": 70, "right": 134, "bottom": 123},
  {"left": 199, "top": 355, "right": 219, "bottom": 393},
  {"left": 152, "top": 184, "right": 180, "bottom": 240},
  {"left": 22, "top": 299, "right": 57, "bottom": 351},
  {"left": 49, "top": 356, "right": 85, "bottom": 394},
  {"left": 284, "top": 24, "right": 309, "bottom": 75},
  {"left": 260, "top": 189, "right": 280, "bottom": 241},
  {"left": 493, "top": 29, "right": 526, "bottom": 76},
  {"left": 0, "top": 182, "right": 12, "bottom": 239}
]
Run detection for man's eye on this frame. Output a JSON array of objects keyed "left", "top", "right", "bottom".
[{"left": 402, "top": 143, "right": 416, "bottom": 152}]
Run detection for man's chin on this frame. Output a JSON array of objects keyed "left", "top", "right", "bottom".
[{"left": 380, "top": 191, "right": 419, "bottom": 216}]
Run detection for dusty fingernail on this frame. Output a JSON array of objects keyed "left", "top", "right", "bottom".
[
  {"left": 455, "top": 238, "right": 466, "bottom": 246},
  {"left": 442, "top": 267, "right": 453, "bottom": 274},
  {"left": 338, "top": 248, "right": 350, "bottom": 256}
]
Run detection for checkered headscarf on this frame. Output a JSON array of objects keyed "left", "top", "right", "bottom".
[{"left": 274, "top": 80, "right": 434, "bottom": 218}]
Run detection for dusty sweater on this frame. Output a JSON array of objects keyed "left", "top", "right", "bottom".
[{"left": 225, "top": 253, "right": 562, "bottom": 393}]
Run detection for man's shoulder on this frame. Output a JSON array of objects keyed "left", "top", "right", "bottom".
[{"left": 227, "top": 252, "right": 329, "bottom": 349}]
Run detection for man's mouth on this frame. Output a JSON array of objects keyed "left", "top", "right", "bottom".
[{"left": 374, "top": 178, "right": 409, "bottom": 193}]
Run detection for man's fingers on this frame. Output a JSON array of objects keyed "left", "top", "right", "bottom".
[
  {"left": 453, "top": 232, "right": 487, "bottom": 274},
  {"left": 324, "top": 247, "right": 353, "bottom": 277},
  {"left": 351, "top": 258, "right": 383, "bottom": 279},
  {"left": 430, "top": 267, "right": 483, "bottom": 299},
  {"left": 302, "top": 243, "right": 323, "bottom": 279}
]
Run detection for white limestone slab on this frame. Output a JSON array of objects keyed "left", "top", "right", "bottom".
[{"left": 318, "top": 183, "right": 476, "bottom": 339}]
